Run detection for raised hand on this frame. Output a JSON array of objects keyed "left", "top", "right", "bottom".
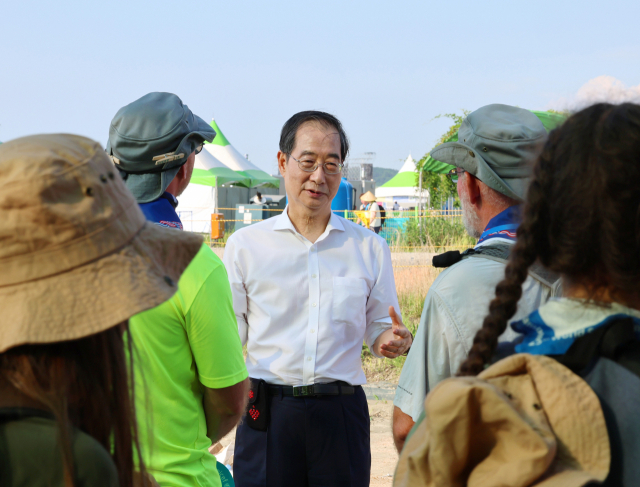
[{"left": 379, "top": 305, "right": 413, "bottom": 359}]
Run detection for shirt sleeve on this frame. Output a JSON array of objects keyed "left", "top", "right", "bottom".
[
  {"left": 393, "top": 288, "right": 461, "bottom": 421},
  {"left": 184, "top": 256, "right": 248, "bottom": 389},
  {"left": 363, "top": 240, "right": 399, "bottom": 355},
  {"left": 222, "top": 236, "right": 249, "bottom": 346}
]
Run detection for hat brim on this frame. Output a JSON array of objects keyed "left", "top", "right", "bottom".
[
  {"left": 0, "top": 221, "right": 203, "bottom": 353},
  {"left": 121, "top": 166, "right": 181, "bottom": 204},
  {"left": 431, "top": 142, "right": 528, "bottom": 202}
]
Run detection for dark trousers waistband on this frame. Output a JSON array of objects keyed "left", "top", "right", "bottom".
[{"left": 267, "top": 380, "right": 356, "bottom": 397}]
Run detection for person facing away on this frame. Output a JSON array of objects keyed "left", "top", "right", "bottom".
[
  {"left": 107, "top": 92, "right": 249, "bottom": 487},
  {"left": 223, "top": 110, "right": 413, "bottom": 487},
  {"left": 0, "top": 134, "right": 203, "bottom": 487},
  {"left": 396, "top": 102, "right": 640, "bottom": 487},
  {"left": 393, "top": 104, "right": 556, "bottom": 451},
  {"left": 250, "top": 191, "right": 266, "bottom": 204}
]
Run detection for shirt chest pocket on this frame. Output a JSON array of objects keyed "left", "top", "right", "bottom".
[{"left": 332, "top": 277, "right": 368, "bottom": 328}]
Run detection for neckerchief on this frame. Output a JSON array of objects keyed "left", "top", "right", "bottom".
[
  {"left": 511, "top": 298, "right": 640, "bottom": 356},
  {"left": 139, "top": 192, "right": 183, "bottom": 230},
  {"left": 476, "top": 205, "right": 522, "bottom": 245}
]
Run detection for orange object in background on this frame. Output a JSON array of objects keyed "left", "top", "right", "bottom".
[{"left": 211, "top": 213, "right": 225, "bottom": 240}]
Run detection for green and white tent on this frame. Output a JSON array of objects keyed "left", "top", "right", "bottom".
[
  {"left": 177, "top": 150, "right": 249, "bottom": 232},
  {"left": 375, "top": 154, "right": 428, "bottom": 203},
  {"left": 205, "top": 119, "right": 279, "bottom": 188}
]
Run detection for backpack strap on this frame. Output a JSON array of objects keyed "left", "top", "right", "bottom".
[
  {"left": 554, "top": 318, "right": 640, "bottom": 379},
  {"left": 432, "top": 243, "right": 560, "bottom": 289}
]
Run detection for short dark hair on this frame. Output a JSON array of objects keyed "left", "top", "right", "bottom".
[{"left": 279, "top": 111, "right": 350, "bottom": 161}]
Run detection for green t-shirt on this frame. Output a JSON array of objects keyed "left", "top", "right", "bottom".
[
  {"left": 130, "top": 244, "right": 247, "bottom": 487},
  {"left": 0, "top": 408, "right": 119, "bottom": 487}
]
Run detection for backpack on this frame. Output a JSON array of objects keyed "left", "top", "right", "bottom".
[{"left": 377, "top": 203, "right": 386, "bottom": 226}]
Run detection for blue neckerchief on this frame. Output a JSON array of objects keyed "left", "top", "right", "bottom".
[
  {"left": 139, "top": 192, "right": 183, "bottom": 230},
  {"left": 476, "top": 205, "right": 522, "bottom": 245},
  {"left": 511, "top": 298, "right": 640, "bottom": 356}
]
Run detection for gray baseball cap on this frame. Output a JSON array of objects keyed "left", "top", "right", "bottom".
[
  {"left": 106, "top": 92, "right": 216, "bottom": 203},
  {"left": 430, "top": 104, "right": 547, "bottom": 201}
]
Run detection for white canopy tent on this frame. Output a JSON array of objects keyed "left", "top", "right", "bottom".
[{"left": 375, "top": 155, "right": 428, "bottom": 204}]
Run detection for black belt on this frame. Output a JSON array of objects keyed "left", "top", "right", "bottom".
[{"left": 268, "top": 381, "right": 355, "bottom": 397}]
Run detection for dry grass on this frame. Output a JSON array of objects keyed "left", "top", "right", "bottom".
[{"left": 362, "top": 265, "right": 442, "bottom": 382}]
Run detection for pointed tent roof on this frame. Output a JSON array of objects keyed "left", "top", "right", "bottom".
[
  {"left": 379, "top": 155, "right": 418, "bottom": 188},
  {"left": 205, "top": 119, "right": 279, "bottom": 188},
  {"left": 189, "top": 149, "right": 251, "bottom": 187}
]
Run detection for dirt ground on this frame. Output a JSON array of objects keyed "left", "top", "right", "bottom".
[{"left": 218, "top": 382, "right": 399, "bottom": 486}]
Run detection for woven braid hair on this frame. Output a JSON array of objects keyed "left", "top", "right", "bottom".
[{"left": 458, "top": 102, "right": 640, "bottom": 376}]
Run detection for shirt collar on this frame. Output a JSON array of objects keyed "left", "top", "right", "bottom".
[
  {"left": 273, "top": 207, "right": 346, "bottom": 235},
  {"left": 511, "top": 297, "right": 640, "bottom": 356},
  {"left": 159, "top": 191, "right": 179, "bottom": 209}
]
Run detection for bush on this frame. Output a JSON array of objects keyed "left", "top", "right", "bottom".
[{"left": 398, "top": 216, "right": 475, "bottom": 249}]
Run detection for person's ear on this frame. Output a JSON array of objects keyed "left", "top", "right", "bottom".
[
  {"left": 277, "top": 151, "right": 287, "bottom": 176},
  {"left": 463, "top": 173, "right": 482, "bottom": 208}
]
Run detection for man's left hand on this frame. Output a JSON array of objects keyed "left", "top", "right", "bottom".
[{"left": 379, "top": 306, "right": 413, "bottom": 359}]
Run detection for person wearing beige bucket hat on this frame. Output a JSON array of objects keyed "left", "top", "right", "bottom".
[
  {"left": 393, "top": 104, "right": 557, "bottom": 452},
  {"left": 0, "top": 134, "right": 202, "bottom": 487},
  {"left": 107, "top": 93, "right": 248, "bottom": 487},
  {"left": 395, "top": 103, "right": 640, "bottom": 486}
]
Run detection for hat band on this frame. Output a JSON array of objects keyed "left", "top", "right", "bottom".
[{"left": 0, "top": 202, "right": 147, "bottom": 287}]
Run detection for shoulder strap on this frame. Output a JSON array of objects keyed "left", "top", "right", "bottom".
[
  {"left": 554, "top": 318, "right": 640, "bottom": 379},
  {"left": 432, "top": 244, "right": 560, "bottom": 289}
]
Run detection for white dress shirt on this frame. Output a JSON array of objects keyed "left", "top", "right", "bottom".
[
  {"left": 223, "top": 209, "right": 400, "bottom": 386},
  {"left": 393, "top": 238, "right": 552, "bottom": 421}
]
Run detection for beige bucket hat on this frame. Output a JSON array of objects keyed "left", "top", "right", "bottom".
[
  {"left": 395, "top": 354, "right": 610, "bottom": 487},
  {"left": 0, "top": 134, "right": 203, "bottom": 353},
  {"left": 360, "top": 191, "right": 376, "bottom": 202}
]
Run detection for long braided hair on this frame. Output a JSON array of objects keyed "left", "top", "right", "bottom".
[{"left": 458, "top": 102, "right": 640, "bottom": 376}]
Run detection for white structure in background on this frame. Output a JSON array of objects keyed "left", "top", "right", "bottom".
[
  {"left": 375, "top": 154, "right": 429, "bottom": 209},
  {"left": 177, "top": 150, "right": 248, "bottom": 233}
]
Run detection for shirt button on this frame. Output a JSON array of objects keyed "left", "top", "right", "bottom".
[
  {"left": 311, "top": 274, "right": 317, "bottom": 278},
  {"left": 307, "top": 357, "right": 312, "bottom": 361},
  {"left": 312, "top": 303, "right": 317, "bottom": 307},
  {"left": 310, "top": 329, "right": 315, "bottom": 333}
]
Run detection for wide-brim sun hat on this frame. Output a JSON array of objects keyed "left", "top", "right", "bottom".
[
  {"left": 430, "top": 104, "right": 547, "bottom": 202},
  {"left": 106, "top": 92, "right": 216, "bottom": 203},
  {"left": 361, "top": 190, "right": 377, "bottom": 202},
  {"left": 394, "top": 354, "right": 610, "bottom": 487},
  {"left": 0, "top": 134, "right": 203, "bottom": 353}
]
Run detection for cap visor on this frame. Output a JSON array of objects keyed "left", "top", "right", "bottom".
[{"left": 0, "top": 222, "right": 203, "bottom": 352}]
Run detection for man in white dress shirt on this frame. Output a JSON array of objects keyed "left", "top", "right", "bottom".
[{"left": 224, "top": 110, "right": 412, "bottom": 487}]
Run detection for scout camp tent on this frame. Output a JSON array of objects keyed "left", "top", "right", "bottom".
[
  {"left": 375, "top": 154, "right": 428, "bottom": 203},
  {"left": 176, "top": 150, "right": 249, "bottom": 233},
  {"left": 204, "top": 119, "right": 279, "bottom": 188}
]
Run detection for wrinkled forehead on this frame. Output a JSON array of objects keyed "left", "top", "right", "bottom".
[{"left": 293, "top": 121, "right": 341, "bottom": 156}]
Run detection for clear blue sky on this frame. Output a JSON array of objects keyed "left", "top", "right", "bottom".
[{"left": 1, "top": 0, "right": 639, "bottom": 172}]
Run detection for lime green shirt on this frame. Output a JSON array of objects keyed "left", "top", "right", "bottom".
[{"left": 130, "top": 244, "right": 248, "bottom": 487}]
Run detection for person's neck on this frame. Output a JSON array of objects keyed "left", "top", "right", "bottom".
[
  {"left": 0, "top": 380, "right": 47, "bottom": 410},
  {"left": 287, "top": 205, "right": 332, "bottom": 243},
  {"left": 479, "top": 202, "right": 516, "bottom": 232}
]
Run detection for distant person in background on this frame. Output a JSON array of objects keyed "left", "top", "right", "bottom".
[
  {"left": 0, "top": 134, "right": 201, "bottom": 487},
  {"left": 392, "top": 104, "right": 555, "bottom": 452},
  {"left": 361, "top": 191, "right": 381, "bottom": 234},
  {"left": 393, "top": 201, "right": 400, "bottom": 211},
  {"left": 108, "top": 92, "right": 249, "bottom": 487},
  {"left": 250, "top": 191, "right": 268, "bottom": 204}
]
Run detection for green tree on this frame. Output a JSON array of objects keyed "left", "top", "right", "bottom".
[{"left": 416, "top": 110, "right": 469, "bottom": 208}]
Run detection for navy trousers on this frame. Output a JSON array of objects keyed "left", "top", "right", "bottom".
[{"left": 234, "top": 385, "right": 370, "bottom": 487}]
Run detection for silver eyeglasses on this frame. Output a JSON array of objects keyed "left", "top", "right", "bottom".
[{"left": 289, "top": 154, "right": 344, "bottom": 175}]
